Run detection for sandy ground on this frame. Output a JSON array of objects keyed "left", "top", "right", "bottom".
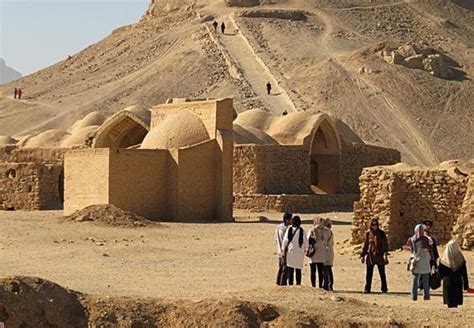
[{"left": 1, "top": 209, "right": 473, "bottom": 325}]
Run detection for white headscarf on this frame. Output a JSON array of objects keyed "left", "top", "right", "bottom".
[{"left": 440, "top": 240, "right": 466, "bottom": 271}]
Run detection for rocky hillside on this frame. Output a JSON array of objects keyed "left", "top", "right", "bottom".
[{"left": 0, "top": 0, "right": 472, "bottom": 165}]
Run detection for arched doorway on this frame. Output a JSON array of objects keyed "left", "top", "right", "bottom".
[
  {"left": 310, "top": 118, "right": 341, "bottom": 194},
  {"left": 93, "top": 112, "right": 149, "bottom": 148}
]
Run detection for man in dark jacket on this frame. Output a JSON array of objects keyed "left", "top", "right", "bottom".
[{"left": 360, "top": 217, "right": 389, "bottom": 293}]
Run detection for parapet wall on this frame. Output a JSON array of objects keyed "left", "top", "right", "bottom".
[
  {"left": 352, "top": 167, "right": 467, "bottom": 249},
  {"left": 0, "top": 162, "right": 63, "bottom": 210},
  {"left": 340, "top": 142, "right": 401, "bottom": 194},
  {"left": 0, "top": 146, "right": 66, "bottom": 164},
  {"left": 233, "top": 144, "right": 311, "bottom": 195}
]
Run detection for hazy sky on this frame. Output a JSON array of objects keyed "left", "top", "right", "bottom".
[{"left": 0, "top": 0, "right": 149, "bottom": 76}]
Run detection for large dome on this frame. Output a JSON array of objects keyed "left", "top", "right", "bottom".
[{"left": 140, "top": 111, "right": 210, "bottom": 149}]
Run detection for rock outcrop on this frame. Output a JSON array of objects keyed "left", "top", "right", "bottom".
[
  {"left": 225, "top": 0, "right": 261, "bottom": 7},
  {"left": 381, "top": 43, "right": 455, "bottom": 79}
]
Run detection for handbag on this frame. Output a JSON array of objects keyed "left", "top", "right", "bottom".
[
  {"left": 306, "top": 235, "right": 316, "bottom": 258},
  {"left": 407, "top": 241, "right": 421, "bottom": 273},
  {"left": 430, "top": 268, "right": 441, "bottom": 290}
]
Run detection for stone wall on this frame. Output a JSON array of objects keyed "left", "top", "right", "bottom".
[
  {"left": 454, "top": 174, "right": 474, "bottom": 250},
  {"left": 340, "top": 142, "right": 401, "bottom": 194},
  {"left": 233, "top": 144, "right": 311, "bottom": 194},
  {"left": 352, "top": 167, "right": 467, "bottom": 249},
  {"left": 0, "top": 146, "right": 66, "bottom": 164},
  {"left": 0, "top": 162, "right": 63, "bottom": 210},
  {"left": 234, "top": 193, "right": 359, "bottom": 213}
]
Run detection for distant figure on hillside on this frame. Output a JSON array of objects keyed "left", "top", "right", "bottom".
[
  {"left": 360, "top": 217, "right": 389, "bottom": 294},
  {"left": 17, "top": 88, "right": 23, "bottom": 100},
  {"left": 212, "top": 21, "right": 218, "bottom": 32},
  {"left": 221, "top": 22, "right": 226, "bottom": 34},
  {"left": 266, "top": 81, "right": 272, "bottom": 95},
  {"left": 275, "top": 212, "right": 292, "bottom": 285},
  {"left": 282, "top": 216, "right": 308, "bottom": 285},
  {"left": 439, "top": 240, "right": 470, "bottom": 308},
  {"left": 13, "top": 88, "right": 17, "bottom": 99}
]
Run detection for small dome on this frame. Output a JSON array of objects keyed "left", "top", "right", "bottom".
[
  {"left": 233, "top": 108, "right": 274, "bottom": 131},
  {"left": 70, "top": 111, "right": 109, "bottom": 132},
  {"left": 233, "top": 124, "right": 278, "bottom": 145},
  {"left": 140, "top": 111, "right": 210, "bottom": 149},
  {"left": 61, "top": 125, "right": 100, "bottom": 148},
  {"left": 21, "top": 129, "right": 70, "bottom": 148}
]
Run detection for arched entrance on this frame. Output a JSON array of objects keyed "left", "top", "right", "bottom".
[
  {"left": 310, "top": 118, "right": 341, "bottom": 194},
  {"left": 93, "top": 111, "right": 149, "bottom": 148}
]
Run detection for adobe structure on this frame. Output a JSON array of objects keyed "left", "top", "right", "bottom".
[
  {"left": 232, "top": 109, "right": 400, "bottom": 212},
  {"left": 0, "top": 147, "right": 65, "bottom": 210},
  {"left": 1, "top": 98, "right": 400, "bottom": 220},
  {"left": 351, "top": 161, "right": 474, "bottom": 250},
  {"left": 64, "top": 98, "right": 233, "bottom": 221}
]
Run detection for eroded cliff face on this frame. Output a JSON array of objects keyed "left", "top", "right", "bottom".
[{"left": 145, "top": 0, "right": 195, "bottom": 16}]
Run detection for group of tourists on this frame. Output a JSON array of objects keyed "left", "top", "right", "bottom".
[
  {"left": 276, "top": 213, "right": 334, "bottom": 290},
  {"left": 212, "top": 20, "right": 226, "bottom": 34},
  {"left": 275, "top": 214, "right": 470, "bottom": 308}
]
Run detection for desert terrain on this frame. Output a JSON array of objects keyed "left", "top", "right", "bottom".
[
  {"left": 1, "top": 210, "right": 473, "bottom": 326},
  {"left": 0, "top": 0, "right": 473, "bottom": 165}
]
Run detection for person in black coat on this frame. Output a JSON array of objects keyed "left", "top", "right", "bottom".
[{"left": 438, "top": 240, "right": 469, "bottom": 308}]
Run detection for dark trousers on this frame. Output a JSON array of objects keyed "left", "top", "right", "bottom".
[
  {"left": 324, "top": 265, "right": 334, "bottom": 291},
  {"left": 287, "top": 267, "right": 302, "bottom": 285},
  {"left": 276, "top": 257, "right": 288, "bottom": 285},
  {"left": 365, "top": 263, "right": 388, "bottom": 292},
  {"left": 310, "top": 263, "right": 325, "bottom": 288}
]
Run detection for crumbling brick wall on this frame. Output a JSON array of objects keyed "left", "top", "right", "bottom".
[
  {"left": 0, "top": 162, "right": 63, "bottom": 210},
  {"left": 454, "top": 174, "right": 474, "bottom": 250},
  {"left": 352, "top": 167, "right": 467, "bottom": 249}
]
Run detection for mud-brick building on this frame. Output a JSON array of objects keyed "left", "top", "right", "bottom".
[{"left": 64, "top": 99, "right": 234, "bottom": 221}]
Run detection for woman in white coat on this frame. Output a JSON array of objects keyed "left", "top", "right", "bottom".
[
  {"left": 308, "top": 217, "right": 331, "bottom": 289},
  {"left": 282, "top": 216, "right": 308, "bottom": 285}
]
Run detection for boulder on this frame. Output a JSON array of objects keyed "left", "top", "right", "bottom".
[
  {"left": 422, "top": 54, "right": 453, "bottom": 79},
  {"left": 397, "top": 44, "right": 420, "bottom": 58},
  {"left": 384, "top": 51, "right": 404, "bottom": 65},
  {"left": 403, "top": 54, "right": 425, "bottom": 70}
]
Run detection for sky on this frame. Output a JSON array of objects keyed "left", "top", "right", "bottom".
[{"left": 0, "top": 0, "right": 149, "bottom": 76}]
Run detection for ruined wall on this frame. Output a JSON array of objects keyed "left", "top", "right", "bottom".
[
  {"left": 108, "top": 149, "right": 169, "bottom": 220},
  {"left": 234, "top": 193, "right": 359, "bottom": 213},
  {"left": 0, "top": 162, "right": 62, "bottom": 210},
  {"left": 0, "top": 146, "right": 66, "bottom": 164},
  {"left": 233, "top": 145, "right": 311, "bottom": 194},
  {"left": 64, "top": 149, "right": 110, "bottom": 215},
  {"left": 454, "top": 174, "right": 474, "bottom": 250},
  {"left": 340, "top": 142, "right": 401, "bottom": 194},
  {"left": 352, "top": 167, "right": 467, "bottom": 249}
]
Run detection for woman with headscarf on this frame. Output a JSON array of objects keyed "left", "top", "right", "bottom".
[
  {"left": 307, "top": 216, "right": 331, "bottom": 289},
  {"left": 324, "top": 217, "right": 335, "bottom": 291},
  {"left": 407, "top": 224, "right": 433, "bottom": 301},
  {"left": 360, "top": 218, "right": 389, "bottom": 293},
  {"left": 281, "top": 216, "right": 308, "bottom": 285},
  {"left": 438, "top": 240, "right": 469, "bottom": 308}
]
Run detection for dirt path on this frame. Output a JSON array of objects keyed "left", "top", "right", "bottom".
[{"left": 217, "top": 15, "right": 297, "bottom": 115}]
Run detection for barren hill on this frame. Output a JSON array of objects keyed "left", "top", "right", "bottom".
[
  {"left": 0, "top": 0, "right": 472, "bottom": 165},
  {"left": 0, "top": 58, "right": 22, "bottom": 84}
]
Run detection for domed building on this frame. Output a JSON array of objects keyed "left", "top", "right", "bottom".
[{"left": 64, "top": 99, "right": 234, "bottom": 222}]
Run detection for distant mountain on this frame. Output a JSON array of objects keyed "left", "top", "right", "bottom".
[{"left": 0, "top": 58, "right": 22, "bottom": 84}]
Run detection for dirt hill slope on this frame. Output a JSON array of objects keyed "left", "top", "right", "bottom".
[{"left": 0, "top": 0, "right": 472, "bottom": 165}]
